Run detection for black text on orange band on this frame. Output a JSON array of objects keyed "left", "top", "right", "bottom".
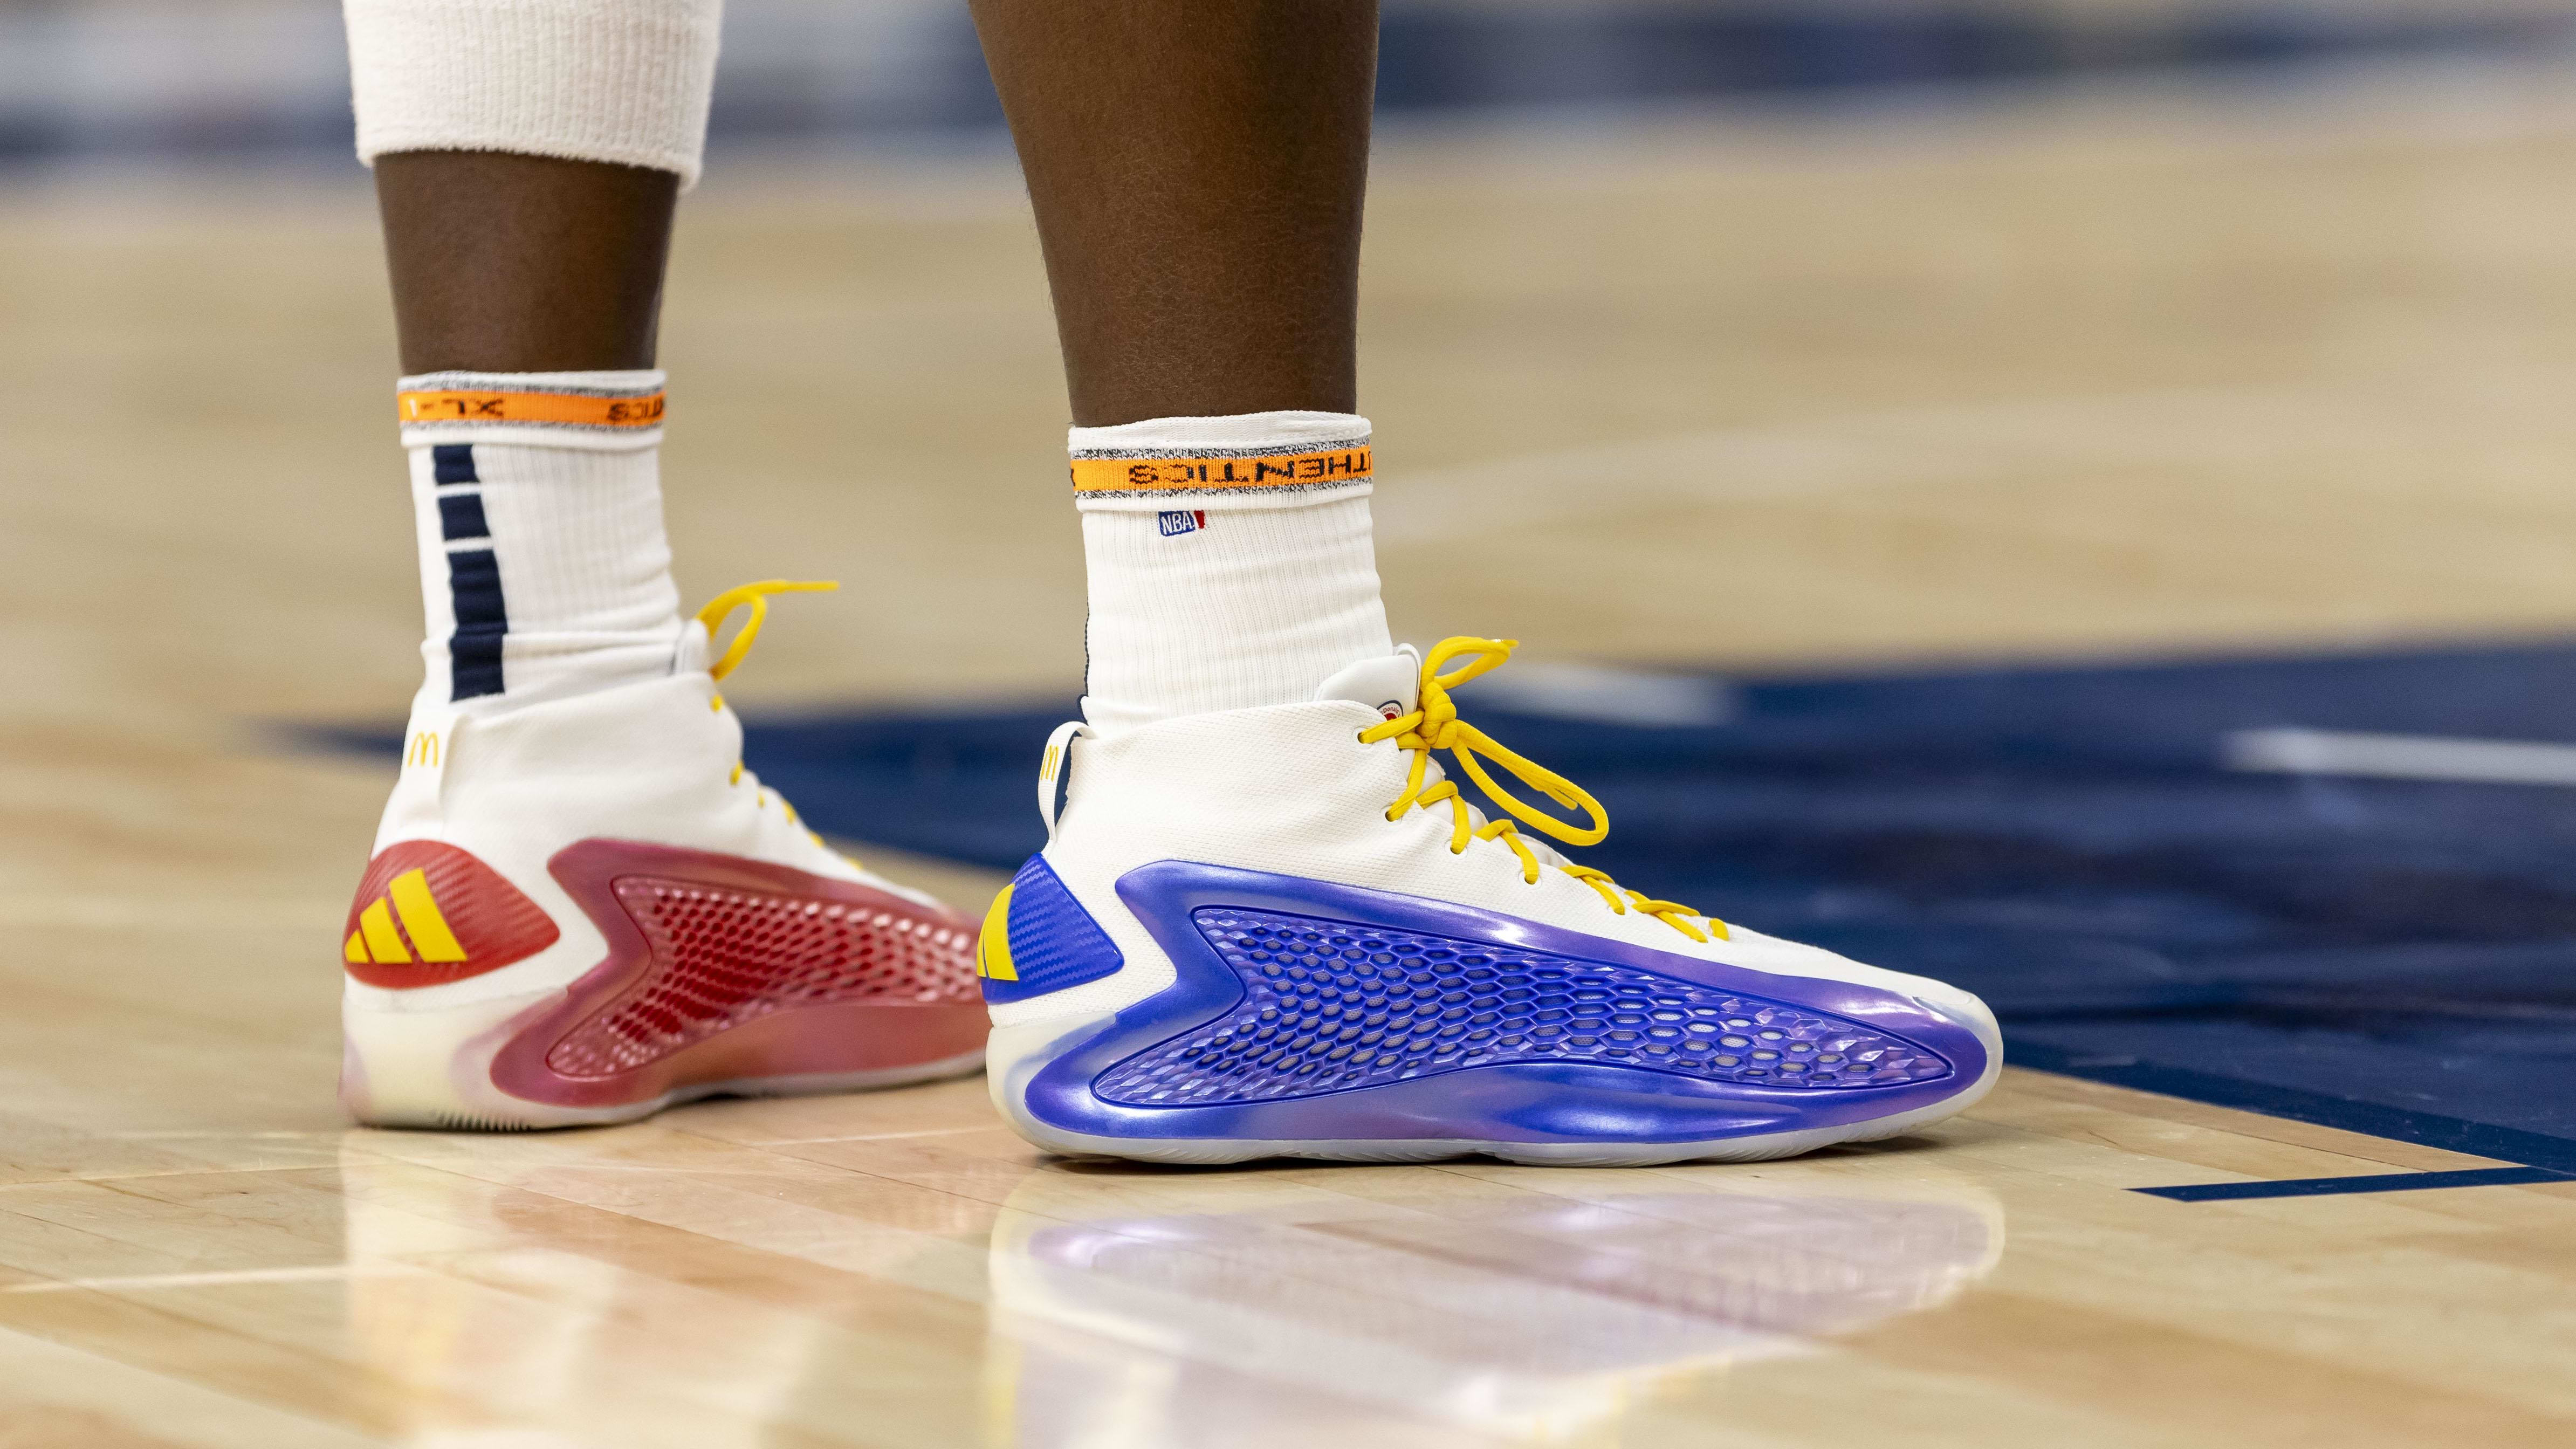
[
  {"left": 399, "top": 389, "right": 667, "bottom": 428},
  {"left": 1070, "top": 446, "right": 1371, "bottom": 493}
]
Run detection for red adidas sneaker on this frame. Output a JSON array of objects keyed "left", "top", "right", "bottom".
[{"left": 339, "top": 582, "right": 987, "bottom": 1129}]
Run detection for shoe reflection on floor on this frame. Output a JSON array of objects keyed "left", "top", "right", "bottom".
[
  {"left": 333, "top": 1132, "right": 1999, "bottom": 1448},
  {"left": 982, "top": 1162, "right": 2004, "bottom": 1447},
  {"left": 338, "top": 1134, "right": 995, "bottom": 1448}
]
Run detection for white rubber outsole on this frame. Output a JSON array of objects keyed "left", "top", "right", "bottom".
[{"left": 344, "top": 989, "right": 985, "bottom": 1132}]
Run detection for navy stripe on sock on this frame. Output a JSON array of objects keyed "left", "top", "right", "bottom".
[
  {"left": 432, "top": 444, "right": 478, "bottom": 485},
  {"left": 436, "top": 492, "right": 490, "bottom": 543},
  {"left": 445, "top": 547, "right": 507, "bottom": 700}
]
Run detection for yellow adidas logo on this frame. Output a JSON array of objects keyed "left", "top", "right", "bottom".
[
  {"left": 975, "top": 884, "right": 1017, "bottom": 981},
  {"left": 345, "top": 869, "right": 468, "bottom": 966}
]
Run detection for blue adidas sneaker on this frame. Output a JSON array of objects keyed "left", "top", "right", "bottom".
[{"left": 979, "top": 638, "right": 2000, "bottom": 1166}]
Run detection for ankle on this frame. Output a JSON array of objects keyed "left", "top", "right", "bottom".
[
  {"left": 1070, "top": 410, "right": 1391, "bottom": 733},
  {"left": 398, "top": 369, "right": 684, "bottom": 711}
]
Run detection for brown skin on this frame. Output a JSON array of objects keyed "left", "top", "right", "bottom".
[
  {"left": 375, "top": 150, "right": 677, "bottom": 374},
  {"left": 370, "top": 0, "right": 1377, "bottom": 422},
  {"left": 967, "top": 0, "right": 1377, "bottom": 424}
]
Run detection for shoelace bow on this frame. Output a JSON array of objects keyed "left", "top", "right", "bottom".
[
  {"left": 698, "top": 579, "right": 839, "bottom": 841},
  {"left": 1359, "top": 636, "right": 1726, "bottom": 943}
]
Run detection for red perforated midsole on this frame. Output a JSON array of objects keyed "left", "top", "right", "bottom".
[
  {"left": 548, "top": 874, "right": 978, "bottom": 1075},
  {"left": 484, "top": 840, "right": 988, "bottom": 1108}
]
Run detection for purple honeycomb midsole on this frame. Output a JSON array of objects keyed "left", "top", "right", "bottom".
[{"left": 1018, "top": 861, "right": 1990, "bottom": 1145}]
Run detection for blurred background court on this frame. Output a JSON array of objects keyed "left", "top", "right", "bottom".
[{"left": 7, "top": 1, "right": 2576, "bottom": 1445}]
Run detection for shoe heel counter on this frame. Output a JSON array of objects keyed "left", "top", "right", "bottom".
[
  {"left": 343, "top": 841, "right": 559, "bottom": 988},
  {"left": 373, "top": 706, "right": 461, "bottom": 848},
  {"left": 977, "top": 856, "right": 1123, "bottom": 1006}
]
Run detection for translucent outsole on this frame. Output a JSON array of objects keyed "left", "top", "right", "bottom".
[{"left": 344, "top": 990, "right": 986, "bottom": 1131}]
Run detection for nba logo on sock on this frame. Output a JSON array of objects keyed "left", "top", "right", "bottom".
[{"left": 1158, "top": 510, "right": 1207, "bottom": 537}]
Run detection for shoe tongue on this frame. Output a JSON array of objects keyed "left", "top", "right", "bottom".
[
  {"left": 674, "top": 618, "right": 711, "bottom": 675},
  {"left": 1311, "top": 646, "right": 1421, "bottom": 722}
]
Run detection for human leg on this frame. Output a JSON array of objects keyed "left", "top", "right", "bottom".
[
  {"left": 335, "top": 0, "right": 984, "bottom": 1129},
  {"left": 969, "top": 0, "right": 2001, "bottom": 1164}
]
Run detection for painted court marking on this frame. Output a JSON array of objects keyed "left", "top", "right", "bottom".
[
  {"left": 1373, "top": 386, "right": 2383, "bottom": 544},
  {"left": 0, "top": 898, "right": 340, "bottom": 930},
  {"left": 1466, "top": 660, "right": 1736, "bottom": 727},
  {"left": 2223, "top": 727, "right": 2576, "bottom": 786},
  {"left": 0, "top": 1265, "right": 412, "bottom": 1294},
  {"left": 2138, "top": 1166, "right": 2575, "bottom": 1202}
]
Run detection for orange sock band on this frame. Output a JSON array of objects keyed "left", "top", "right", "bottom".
[
  {"left": 398, "top": 386, "right": 666, "bottom": 430},
  {"left": 395, "top": 369, "right": 669, "bottom": 450},
  {"left": 1069, "top": 445, "right": 1372, "bottom": 500}
]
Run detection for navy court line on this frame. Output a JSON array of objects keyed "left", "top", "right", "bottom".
[
  {"left": 2137, "top": 1166, "right": 2574, "bottom": 1202},
  {"left": 2008, "top": 1042, "right": 2576, "bottom": 1176}
]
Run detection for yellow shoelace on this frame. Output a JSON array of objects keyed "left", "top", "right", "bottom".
[
  {"left": 1359, "top": 636, "right": 1726, "bottom": 943},
  {"left": 697, "top": 579, "right": 838, "bottom": 839}
]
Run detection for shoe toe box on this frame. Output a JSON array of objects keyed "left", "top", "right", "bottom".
[{"left": 1698, "top": 923, "right": 2002, "bottom": 1096}]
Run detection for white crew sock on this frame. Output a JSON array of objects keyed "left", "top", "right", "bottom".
[
  {"left": 1071, "top": 411, "right": 1393, "bottom": 733},
  {"left": 397, "top": 370, "right": 684, "bottom": 712}
]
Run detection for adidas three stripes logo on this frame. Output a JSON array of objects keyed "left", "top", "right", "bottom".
[
  {"left": 342, "top": 842, "right": 562, "bottom": 987},
  {"left": 345, "top": 868, "right": 467, "bottom": 966}
]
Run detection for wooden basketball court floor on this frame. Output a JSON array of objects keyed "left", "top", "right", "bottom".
[{"left": 6, "top": 65, "right": 2576, "bottom": 1448}]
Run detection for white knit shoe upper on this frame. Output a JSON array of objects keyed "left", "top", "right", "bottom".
[
  {"left": 1008, "top": 649, "right": 1992, "bottom": 1039},
  {"left": 352, "top": 619, "right": 933, "bottom": 1015}
]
